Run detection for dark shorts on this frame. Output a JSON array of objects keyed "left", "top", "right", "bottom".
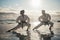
[
  {"left": 17, "top": 21, "right": 30, "bottom": 28},
  {"left": 18, "top": 21, "right": 27, "bottom": 25},
  {"left": 41, "top": 21, "right": 49, "bottom": 25}
]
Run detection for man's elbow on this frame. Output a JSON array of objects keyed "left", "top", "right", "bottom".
[{"left": 16, "top": 21, "right": 18, "bottom": 23}]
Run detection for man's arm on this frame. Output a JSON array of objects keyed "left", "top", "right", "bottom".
[
  {"left": 27, "top": 16, "right": 30, "bottom": 23},
  {"left": 48, "top": 14, "right": 51, "bottom": 21},
  {"left": 16, "top": 16, "right": 20, "bottom": 23},
  {"left": 39, "top": 16, "right": 42, "bottom": 22}
]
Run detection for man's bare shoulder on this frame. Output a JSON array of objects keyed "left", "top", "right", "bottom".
[
  {"left": 24, "top": 15, "right": 28, "bottom": 16},
  {"left": 39, "top": 15, "right": 42, "bottom": 18},
  {"left": 24, "top": 15, "right": 29, "bottom": 17},
  {"left": 18, "top": 16, "right": 21, "bottom": 17},
  {"left": 17, "top": 16, "right": 21, "bottom": 18}
]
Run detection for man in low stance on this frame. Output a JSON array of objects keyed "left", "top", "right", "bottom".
[
  {"left": 7, "top": 10, "right": 31, "bottom": 32},
  {"left": 33, "top": 10, "right": 54, "bottom": 30}
]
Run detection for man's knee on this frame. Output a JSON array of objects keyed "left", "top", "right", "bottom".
[
  {"left": 26, "top": 23, "right": 31, "bottom": 27},
  {"left": 51, "top": 22, "right": 54, "bottom": 25},
  {"left": 28, "top": 23, "right": 31, "bottom": 27},
  {"left": 50, "top": 22, "right": 54, "bottom": 27}
]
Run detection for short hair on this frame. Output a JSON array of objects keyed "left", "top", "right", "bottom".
[
  {"left": 20, "top": 10, "right": 24, "bottom": 12},
  {"left": 20, "top": 10, "right": 25, "bottom": 14}
]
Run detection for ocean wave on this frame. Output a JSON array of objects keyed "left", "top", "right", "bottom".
[{"left": 0, "top": 20, "right": 16, "bottom": 24}]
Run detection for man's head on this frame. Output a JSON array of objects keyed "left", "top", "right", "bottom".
[
  {"left": 42, "top": 10, "right": 46, "bottom": 15},
  {"left": 20, "top": 10, "right": 25, "bottom": 15}
]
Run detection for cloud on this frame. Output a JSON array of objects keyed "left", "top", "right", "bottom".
[
  {"left": 0, "top": 6, "right": 59, "bottom": 15},
  {"left": 0, "top": 6, "right": 24, "bottom": 14}
]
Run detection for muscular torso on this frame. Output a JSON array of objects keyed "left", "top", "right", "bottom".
[
  {"left": 20, "top": 15, "right": 28, "bottom": 21},
  {"left": 17, "top": 15, "right": 29, "bottom": 22},
  {"left": 39, "top": 14, "right": 50, "bottom": 22}
]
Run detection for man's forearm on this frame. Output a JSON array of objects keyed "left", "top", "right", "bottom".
[{"left": 16, "top": 20, "right": 20, "bottom": 23}]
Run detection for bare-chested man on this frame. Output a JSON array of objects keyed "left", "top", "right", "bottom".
[
  {"left": 33, "top": 10, "right": 54, "bottom": 30},
  {"left": 7, "top": 10, "right": 31, "bottom": 32}
]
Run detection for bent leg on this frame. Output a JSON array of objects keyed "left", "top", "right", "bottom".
[
  {"left": 49, "top": 21, "right": 54, "bottom": 30},
  {"left": 33, "top": 23, "right": 43, "bottom": 30},
  {"left": 25, "top": 23, "right": 31, "bottom": 31}
]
